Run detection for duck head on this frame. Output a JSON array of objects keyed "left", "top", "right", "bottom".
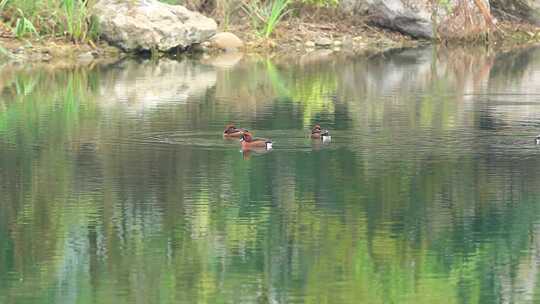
[
  {"left": 312, "top": 124, "right": 330, "bottom": 137},
  {"left": 536, "top": 135, "right": 540, "bottom": 145},
  {"left": 312, "top": 124, "right": 322, "bottom": 134},
  {"left": 224, "top": 124, "right": 237, "bottom": 134},
  {"left": 240, "top": 132, "right": 254, "bottom": 142}
]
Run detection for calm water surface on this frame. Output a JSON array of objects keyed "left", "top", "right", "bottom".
[{"left": 2, "top": 46, "right": 540, "bottom": 303}]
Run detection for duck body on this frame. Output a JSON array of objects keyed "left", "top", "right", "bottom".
[
  {"left": 311, "top": 130, "right": 330, "bottom": 139},
  {"left": 240, "top": 132, "right": 272, "bottom": 150},
  {"left": 311, "top": 124, "right": 331, "bottom": 142},
  {"left": 223, "top": 124, "right": 247, "bottom": 138}
]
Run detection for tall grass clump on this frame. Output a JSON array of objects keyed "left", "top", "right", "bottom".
[
  {"left": 242, "top": 0, "right": 291, "bottom": 38},
  {"left": 60, "top": 0, "right": 98, "bottom": 41},
  {"left": 0, "top": 0, "right": 98, "bottom": 42},
  {"left": 13, "top": 8, "right": 38, "bottom": 38}
]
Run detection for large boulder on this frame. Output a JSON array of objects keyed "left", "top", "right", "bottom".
[
  {"left": 491, "top": 0, "right": 540, "bottom": 25},
  {"left": 367, "top": 0, "right": 433, "bottom": 38},
  {"left": 365, "top": 0, "right": 492, "bottom": 39},
  {"left": 93, "top": 0, "right": 217, "bottom": 52}
]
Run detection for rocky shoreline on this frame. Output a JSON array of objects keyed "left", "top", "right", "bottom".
[
  {"left": 0, "top": 26, "right": 420, "bottom": 65},
  {"left": 0, "top": 0, "right": 539, "bottom": 65}
]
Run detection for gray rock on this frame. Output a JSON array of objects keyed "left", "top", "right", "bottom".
[
  {"left": 367, "top": 0, "right": 433, "bottom": 38},
  {"left": 315, "top": 37, "right": 333, "bottom": 47},
  {"left": 93, "top": 0, "right": 217, "bottom": 52},
  {"left": 366, "top": 0, "right": 491, "bottom": 39},
  {"left": 209, "top": 32, "right": 243, "bottom": 51},
  {"left": 491, "top": 0, "right": 540, "bottom": 25},
  {"left": 28, "top": 53, "right": 52, "bottom": 62},
  {"left": 340, "top": 0, "right": 369, "bottom": 14}
]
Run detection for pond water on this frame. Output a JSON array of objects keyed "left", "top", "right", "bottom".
[{"left": 2, "top": 46, "right": 540, "bottom": 303}]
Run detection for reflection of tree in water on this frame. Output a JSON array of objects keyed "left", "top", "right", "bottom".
[
  {"left": 2, "top": 47, "right": 540, "bottom": 303},
  {"left": 490, "top": 46, "right": 538, "bottom": 80},
  {"left": 477, "top": 110, "right": 506, "bottom": 130}
]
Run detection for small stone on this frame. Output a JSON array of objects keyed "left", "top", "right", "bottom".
[
  {"left": 315, "top": 37, "right": 333, "bottom": 48},
  {"left": 14, "top": 47, "right": 24, "bottom": 54},
  {"left": 305, "top": 41, "right": 315, "bottom": 47},
  {"left": 28, "top": 53, "right": 48, "bottom": 61},
  {"left": 209, "top": 32, "right": 244, "bottom": 51},
  {"left": 333, "top": 40, "right": 342, "bottom": 46}
]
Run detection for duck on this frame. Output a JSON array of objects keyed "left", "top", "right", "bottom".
[
  {"left": 536, "top": 135, "right": 540, "bottom": 145},
  {"left": 223, "top": 124, "right": 247, "bottom": 138},
  {"left": 240, "top": 131, "right": 272, "bottom": 150},
  {"left": 311, "top": 124, "right": 331, "bottom": 142}
]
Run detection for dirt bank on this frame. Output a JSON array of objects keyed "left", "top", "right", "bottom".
[
  {"left": 229, "top": 11, "right": 420, "bottom": 55},
  {"left": 0, "top": 36, "right": 122, "bottom": 64}
]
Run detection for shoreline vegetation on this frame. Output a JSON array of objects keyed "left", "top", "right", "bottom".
[{"left": 0, "top": 0, "right": 539, "bottom": 63}]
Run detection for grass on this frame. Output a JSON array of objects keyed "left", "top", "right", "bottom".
[
  {"left": 13, "top": 8, "right": 38, "bottom": 38},
  {"left": 242, "top": 0, "right": 292, "bottom": 38},
  {"left": 0, "top": 0, "right": 99, "bottom": 42}
]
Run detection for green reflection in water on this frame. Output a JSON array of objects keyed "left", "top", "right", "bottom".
[{"left": 1, "top": 47, "right": 540, "bottom": 303}]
